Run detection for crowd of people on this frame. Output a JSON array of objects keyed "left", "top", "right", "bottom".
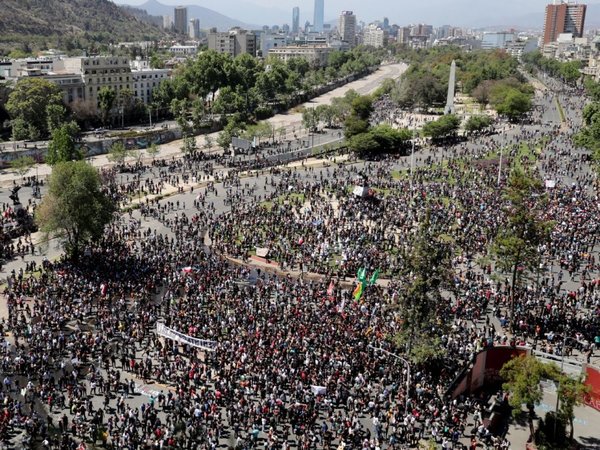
[{"left": 0, "top": 71, "right": 596, "bottom": 450}]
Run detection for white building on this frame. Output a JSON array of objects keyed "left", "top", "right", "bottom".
[
  {"left": 131, "top": 63, "right": 171, "bottom": 105},
  {"left": 363, "top": 24, "right": 388, "bottom": 48},
  {"left": 268, "top": 45, "right": 333, "bottom": 67},
  {"left": 168, "top": 44, "right": 199, "bottom": 56},
  {"left": 189, "top": 18, "right": 200, "bottom": 40}
]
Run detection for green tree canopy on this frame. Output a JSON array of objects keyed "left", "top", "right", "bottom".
[
  {"left": 422, "top": 114, "right": 461, "bottom": 140},
  {"left": 494, "top": 88, "right": 533, "bottom": 122},
  {"left": 47, "top": 121, "right": 82, "bottom": 165},
  {"left": 492, "top": 169, "right": 553, "bottom": 329},
  {"left": 97, "top": 87, "right": 117, "bottom": 126},
  {"left": 465, "top": 114, "right": 494, "bottom": 134},
  {"left": 6, "top": 77, "right": 64, "bottom": 139},
  {"left": 35, "top": 161, "right": 116, "bottom": 258}
]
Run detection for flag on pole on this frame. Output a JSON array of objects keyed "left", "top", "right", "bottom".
[
  {"left": 352, "top": 282, "right": 363, "bottom": 301},
  {"left": 369, "top": 269, "right": 380, "bottom": 286},
  {"left": 357, "top": 267, "right": 367, "bottom": 283}
]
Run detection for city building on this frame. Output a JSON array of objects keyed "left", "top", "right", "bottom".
[
  {"left": 260, "top": 34, "right": 289, "bottom": 57},
  {"left": 481, "top": 31, "right": 515, "bottom": 49},
  {"left": 189, "top": 18, "right": 200, "bottom": 40},
  {"left": 505, "top": 38, "right": 539, "bottom": 58},
  {"left": 543, "top": 1, "right": 587, "bottom": 45},
  {"left": 292, "top": 7, "right": 300, "bottom": 34},
  {"left": 339, "top": 11, "right": 357, "bottom": 46},
  {"left": 130, "top": 59, "right": 171, "bottom": 106},
  {"left": 174, "top": 6, "right": 188, "bottom": 35},
  {"left": 397, "top": 27, "right": 411, "bottom": 45},
  {"left": 363, "top": 24, "right": 388, "bottom": 48},
  {"left": 207, "top": 28, "right": 257, "bottom": 57},
  {"left": 314, "top": 0, "right": 324, "bottom": 33},
  {"left": 168, "top": 44, "right": 199, "bottom": 56},
  {"left": 163, "top": 15, "right": 173, "bottom": 30},
  {"left": 268, "top": 45, "right": 333, "bottom": 67},
  {"left": 52, "top": 56, "right": 133, "bottom": 112}
]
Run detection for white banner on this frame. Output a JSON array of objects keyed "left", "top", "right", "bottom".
[{"left": 156, "top": 323, "right": 217, "bottom": 352}]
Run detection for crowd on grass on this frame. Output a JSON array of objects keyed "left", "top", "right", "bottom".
[{"left": 0, "top": 75, "right": 596, "bottom": 450}]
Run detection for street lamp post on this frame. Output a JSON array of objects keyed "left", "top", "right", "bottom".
[{"left": 368, "top": 345, "right": 411, "bottom": 412}]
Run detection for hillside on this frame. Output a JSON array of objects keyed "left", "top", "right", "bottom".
[
  {"left": 135, "top": 0, "right": 260, "bottom": 31},
  {"left": 0, "top": 0, "right": 167, "bottom": 48}
]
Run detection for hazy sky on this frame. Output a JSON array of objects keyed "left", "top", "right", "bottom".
[{"left": 112, "top": 0, "right": 599, "bottom": 28}]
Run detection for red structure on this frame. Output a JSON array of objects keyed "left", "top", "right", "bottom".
[{"left": 543, "top": 2, "right": 587, "bottom": 45}]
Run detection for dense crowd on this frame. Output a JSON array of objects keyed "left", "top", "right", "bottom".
[{"left": 0, "top": 73, "right": 595, "bottom": 450}]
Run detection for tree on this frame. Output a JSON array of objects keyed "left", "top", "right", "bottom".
[
  {"left": 10, "top": 156, "right": 35, "bottom": 178},
  {"left": 464, "top": 115, "right": 494, "bottom": 135},
  {"left": 204, "top": 135, "right": 213, "bottom": 150},
  {"left": 393, "top": 217, "right": 453, "bottom": 364},
  {"left": 35, "top": 161, "right": 116, "bottom": 258},
  {"left": 217, "top": 114, "right": 245, "bottom": 150},
  {"left": 6, "top": 78, "right": 64, "bottom": 139},
  {"left": 97, "top": 87, "right": 117, "bottom": 126},
  {"left": 347, "top": 132, "right": 379, "bottom": 155},
  {"left": 11, "top": 117, "right": 29, "bottom": 141},
  {"left": 422, "top": 114, "right": 461, "bottom": 140},
  {"left": 494, "top": 88, "right": 532, "bottom": 122},
  {"left": 302, "top": 107, "right": 320, "bottom": 132},
  {"left": 500, "top": 355, "right": 589, "bottom": 444},
  {"left": 181, "top": 135, "right": 197, "bottom": 156},
  {"left": 146, "top": 143, "right": 159, "bottom": 161},
  {"left": 107, "top": 141, "right": 132, "bottom": 166},
  {"left": 46, "top": 104, "right": 66, "bottom": 134},
  {"left": 556, "top": 373, "right": 590, "bottom": 441},
  {"left": 492, "top": 169, "right": 552, "bottom": 330},
  {"left": 500, "top": 355, "right": 557, "bottom": 419},
  {"left": 47, "top": 121, "right": 82, "bottom": 165}
]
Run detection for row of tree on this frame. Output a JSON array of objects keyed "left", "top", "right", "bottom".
[
  {"left": 522, "top": 51, "right": 583, "bottom": 86},
  {"left": 154, "top": 47, "right": 384, "bottom": 134},
  {"left": 575, "top": 79, "right": 600, "bottom": 175}
]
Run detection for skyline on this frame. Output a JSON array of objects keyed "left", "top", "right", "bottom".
[{"left": 112, "top": 0, "right": 600, "bottom": 29}]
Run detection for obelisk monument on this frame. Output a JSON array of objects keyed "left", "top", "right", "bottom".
[{"left": 444, "top": 60, "right": 456, "bottom": 115}]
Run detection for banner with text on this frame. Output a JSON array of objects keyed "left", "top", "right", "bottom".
[{"left": 156, "top": 322, "right": 217, "bottom": 352}]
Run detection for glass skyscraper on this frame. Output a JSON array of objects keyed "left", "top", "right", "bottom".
[{"left": 313, "top": 0, "right": 324, "bottom": 32}]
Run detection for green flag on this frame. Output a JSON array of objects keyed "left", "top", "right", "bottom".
[{"left": 369, "top": 269, "right": 380, "bottom": 286}]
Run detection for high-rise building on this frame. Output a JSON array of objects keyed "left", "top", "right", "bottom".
[
  {"left": 339, "top": 11, "right": 357, "bottom": 46},
  {"left": 163, "top": 15, "right": 173, "bottom": 30},
  {"left": 189, "top": 18, "right": 200, "bottom": 39},
  {"left": 292, "top": 7, "right": 300, "bottom": 34},
  {"left": 543, "top": 1, "right": 587, "bottom": 45},
  {"left": 314, "top": 0, "right": 324, "bottom": 32},
  {"left": 363, "top": 24, "right": 388, "bottom": 48},
  {"left": 207, "top": 28, "right": 257, "bottom": 57},
  {"left": 174, "top": 6, "right": 188, "bottom": 35}
]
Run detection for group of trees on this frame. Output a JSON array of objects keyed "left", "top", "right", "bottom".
[
  {"left": 388, "top": 47, "right": 533, "bottom": 120},
  {"left": 501, "top": 355, "right": 589, "bottom": 445},
  {"left": 154, "top": 47, "right": 383, "bottom": 134},
  {"left": 340, "top": 93, "right": 412, "bottom": 156},
  {"left": 574, "top": 78, "right": 600, "bottom": 175},
  {"left": 523, "top": 51, "right": 583, "bottom": 86},
  {"left": 422, "top": 114, "right": 461, "bottom": 140}
]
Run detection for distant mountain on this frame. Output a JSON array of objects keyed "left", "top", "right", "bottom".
[
  {"left": 0, "top": 0, "right": 167, "bottom": 48},
  {"left": 134, "top": 0, "right": 260, "bottom": 30},
  {"left": 120, "top": 5, "right": 163, "bottom": 28}
]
